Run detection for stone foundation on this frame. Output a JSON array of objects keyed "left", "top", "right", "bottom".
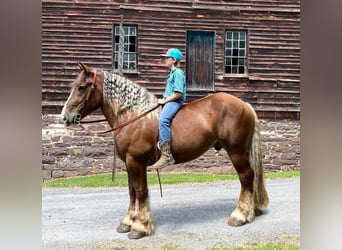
[{"left": 42, "top": 114, "right": 300, "bottom": 181}]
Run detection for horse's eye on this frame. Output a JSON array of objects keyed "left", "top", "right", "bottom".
[{"left": 78, "top": 85, "right": 87, "bottom": 92}]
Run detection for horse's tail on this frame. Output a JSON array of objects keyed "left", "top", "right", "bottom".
[{"left": 247, "top": 104, "right": 269, "bottom": 210}]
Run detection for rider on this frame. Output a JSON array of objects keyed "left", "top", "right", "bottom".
[{"left": 149, "top": 48, "right": 186, "bottom": 170}]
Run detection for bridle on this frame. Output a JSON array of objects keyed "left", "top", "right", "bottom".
[
  {"left": 77, "top": 71, "right": 96, "bottom": 111},
  {"left": 73, "top": 70, "right": 97, "bottom": 124}
]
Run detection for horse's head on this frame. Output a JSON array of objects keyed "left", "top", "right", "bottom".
[{"left": 61, "top": 62, "right": 103, "bottom": 127}]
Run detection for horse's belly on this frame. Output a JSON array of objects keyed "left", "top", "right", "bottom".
[{"left": 171, "top": 137, "right": 215, "bottom": 163}]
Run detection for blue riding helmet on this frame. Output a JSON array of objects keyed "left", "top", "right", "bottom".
[{"left": 160, "top": 48, "right": 183, "bottom": 60}]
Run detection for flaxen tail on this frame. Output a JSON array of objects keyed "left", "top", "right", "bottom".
[{"left": 247, "top": 104, "right": 269, "bottom": 210}]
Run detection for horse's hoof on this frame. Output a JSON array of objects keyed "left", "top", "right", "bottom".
[
  {"left": 228, "top": 216, "right": 247, "bottom": 227},
  {"left": 116, "top": 223, "right": 131, "bottom": 233},
  {"left": 127, "top": 230, "right": 147, "bottom": 239},
  {"left": 255, "top": 208, "right": 263, "bottom": 216}
]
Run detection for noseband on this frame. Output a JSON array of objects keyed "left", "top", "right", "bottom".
[{"left": 74, "top": 70, "right": 97, "bottom": 124}]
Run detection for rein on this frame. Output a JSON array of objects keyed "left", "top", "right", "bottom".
[
  {"left": 79, "top": 104, "right": 160, "bottom": 135},
  {"left": 80, "top": 118, "right": 107, "bottom": 124}
]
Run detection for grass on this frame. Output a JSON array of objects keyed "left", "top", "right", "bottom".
[
  {"left": 209, "top": 242, "right": 299, "bottom": 250},
  {"left": 98, "top": 242, "right": 299, "bottom": 250},
  {"left": 42, "top": 170, "right": 299, "bottom": 188}
]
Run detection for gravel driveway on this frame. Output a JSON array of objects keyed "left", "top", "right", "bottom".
[{"left": 42, "top": 177, "right": 300, "bottom": 249}]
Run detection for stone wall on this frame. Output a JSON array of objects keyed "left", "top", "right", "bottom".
[{"left": 42, "top": 114, "right": 300, "bottom": 181}]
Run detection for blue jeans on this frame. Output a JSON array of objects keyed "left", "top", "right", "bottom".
[{"left": 159, "top": 100, "right": 183, "bottom": 143}]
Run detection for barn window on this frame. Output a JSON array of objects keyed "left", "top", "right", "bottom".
[
  {"left": 113, "top": 25, "right": 137, "bottom": 72},
  {"left": 224, "top": 31, "right": 247, "bottom": 75}
]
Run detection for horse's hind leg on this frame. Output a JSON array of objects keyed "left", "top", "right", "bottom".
[{"left": 228, "top": 152, "right": 256, "bottom": 226}]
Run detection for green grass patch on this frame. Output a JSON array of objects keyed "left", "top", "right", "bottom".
[
  {"left": 42, "top": 170, "right": 299, "bottom": 188},
  {"left": 98, "top": 242, "right": 299, "bottom": 250},
  {"left": 209, "top": 242, "right": 299, "bottom": 249}
]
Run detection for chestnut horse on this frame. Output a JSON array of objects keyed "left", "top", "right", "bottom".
[{"left": 61, "top": 62, "right": 269, "bottom": 239}]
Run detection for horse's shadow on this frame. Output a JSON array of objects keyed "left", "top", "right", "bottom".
[{"left": 151, "top": 197, "right": 236, "bottom": 230}]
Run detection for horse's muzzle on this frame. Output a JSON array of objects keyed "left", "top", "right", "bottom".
[
  {"left": 62, "top": 112, "right": 81, "bottom": 126},
  {"left": 73, "top": 112, "right": 81, "bottom": 124}
]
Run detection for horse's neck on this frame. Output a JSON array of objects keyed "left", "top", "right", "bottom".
[{"left": 102, "top": 71, "right": 159, "bottom": 123}]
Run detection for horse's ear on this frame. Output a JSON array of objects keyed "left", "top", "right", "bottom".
[{"left": 78, "top": 62, "right": 94, "bottom": 74}]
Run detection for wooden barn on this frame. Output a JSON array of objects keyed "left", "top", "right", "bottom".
[{"left": 42, "top": 0, "right": 300, "bottom": 119}]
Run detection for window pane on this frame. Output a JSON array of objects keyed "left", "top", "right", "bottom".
[
  {"left": 129, "top": 62, "right": 136, "bottom": 70},
  {"left": 233, "top": 41, "right": 238, "bottom": 48},
  {"left": 129, "top": 44, "right": 135, "bottom": 52},
  {"left": 129, "top": 53, "right": 136, "bottom": 61},
  {"left": 239, "top": 49, "right": 245, "bottom": 56},
  {"left": 239, "top": 66, "right": 244, "bottom": 74},
  {"left": 233, "top": 49, "right": 238, "bottom": 57},
  {"left": 233, "top": 32, "right": 238, "bottom": 40},
  {"left": 129, "top": 36, "right": 136, "bottom": 44},
  {"left": 130, "top": 28, "right": 136, "bottom": 36},
  {"left": 232, "top": 57, "right": 238, "bottom": 65},
  {"left": 226, "top": 32, "right": 232, "bottom": 40}
]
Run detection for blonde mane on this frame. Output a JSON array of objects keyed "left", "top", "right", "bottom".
[{"left": 103, "top": 71, "right": 159, "bottom": 119}]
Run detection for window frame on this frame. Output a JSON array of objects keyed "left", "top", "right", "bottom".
[
  {"left": 224, "top": 30, "right": 248, "bottom": 77},
  {"left": 112, "top": 24, "right": 138, "bottom": 74}
]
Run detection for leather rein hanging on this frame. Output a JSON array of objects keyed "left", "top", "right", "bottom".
[{"left": 79, "top": 104, "right": 160, "bottom": 135}]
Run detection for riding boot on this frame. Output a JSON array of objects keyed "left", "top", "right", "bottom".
[{"left": 148, "top": 141, "right": 175, "bottom": 170}]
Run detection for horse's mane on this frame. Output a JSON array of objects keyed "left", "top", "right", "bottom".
[{"left": 103, "top": 71, "right": 159, "bottom": 119}]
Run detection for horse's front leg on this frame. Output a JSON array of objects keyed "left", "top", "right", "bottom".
[
  {"left": 116, "top": 170, "right": 136, "bottom": 233},
  {"left": 126, "top": 156, "right": 155, "bottom": 239},
  {"left": 228, "top": 152, "right": 256, "bottom": 226}
]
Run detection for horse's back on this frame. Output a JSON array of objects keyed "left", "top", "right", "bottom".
[{"left": 174, "top": 92, "right": 253, "bottom": 125}]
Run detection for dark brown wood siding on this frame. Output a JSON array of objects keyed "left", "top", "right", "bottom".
[{"left": 42, "top": 0, "right": 300, "bottom": 119}]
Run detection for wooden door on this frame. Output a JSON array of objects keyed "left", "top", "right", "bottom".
[{"left": 186, "top": 30, "right": 215, "bottom": 90}]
